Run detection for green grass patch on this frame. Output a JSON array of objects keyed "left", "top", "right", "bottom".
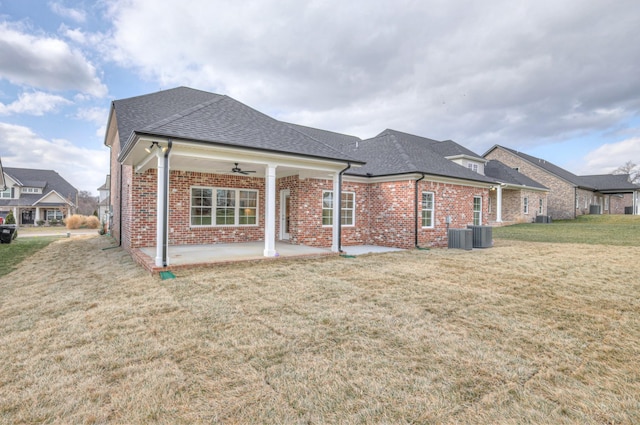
[
  {"left": 0, "top": 236, "right": 61, "bottom": 278},
  {"left": 494, "top": 214, "right": 640, "bottom": 246}
]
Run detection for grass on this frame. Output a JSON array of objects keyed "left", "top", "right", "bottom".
[
  {"left": 0, "top": 235, "right": 61, "bottom": 278},
  {"left": 1, "top": 229, "right": 639, "bottom": 423},
  {"left": 494, "top": 214, "right": 640, "bottom": 245}
]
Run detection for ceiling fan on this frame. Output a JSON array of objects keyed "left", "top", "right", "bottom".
[{"left": 229, "top": 163, "right": 257, "bottom": 175}]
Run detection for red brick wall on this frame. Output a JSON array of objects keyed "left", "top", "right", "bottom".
[
  {"left": 368, "top": 181, "right": 414, "bottom": 248},
  {"left": 129, "top": 169, "right": 266, "bottom": 248},
  {"left": 416, "top": 180, "right": 489, "bottom": 248},
  {"left": 123, "top": 169, "right": 490, "bottom": 251},
  {"left": 294, "top": 178, "right": 370, "bottom": 247}
]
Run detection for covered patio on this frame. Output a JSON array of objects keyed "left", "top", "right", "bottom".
[{"left": 134, "top": 242, "right": 405, "bottom": 273}]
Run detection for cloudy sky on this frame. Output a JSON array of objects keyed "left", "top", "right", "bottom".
[{"left": 1, "top": 0, "right": 639, "bottom": 194}]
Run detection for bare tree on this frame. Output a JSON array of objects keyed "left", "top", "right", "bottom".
[
  {"left": 613, "top": 161, "right": 640, "bottom": 184},
  {"left": 77, "top": 190, "right": 99, "bottom": 215}
]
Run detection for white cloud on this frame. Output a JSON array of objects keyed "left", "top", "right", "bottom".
[
  {"left": 49, "top": 1, "right": 87, "bottom": 23},
  {"left": 580, "top": 138, "right": 640, "bottom": 175},
  {"left": 75, "top": 106, "right": 109, "bottom": 126},
  {"left": 0, "top": 22, "right": 107, "bottom": 97},
  {"left": 103, "top": 0, "right": 640, "bottom": 152},
  {"left": 0, "top": 122, "right": 109, "bottom": 194},
  {"left": 0, "top": 91, "right": 72, "bottom": 116}
]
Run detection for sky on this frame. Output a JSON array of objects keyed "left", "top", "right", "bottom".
[{"left": 1, "top": 0, "right": 639, "bottom": 195}]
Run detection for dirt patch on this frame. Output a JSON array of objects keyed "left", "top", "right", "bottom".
[{"left": 1, "top": 236, "right": 638, "bottom": 423}]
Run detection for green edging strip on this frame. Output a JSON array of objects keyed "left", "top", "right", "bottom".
[
  {"left": 416, "top": 247, "right": 431, "bottom": 250},
  {"left": 160, "top": 271, "right": 176, "bottom": 280},
  {"left": 340, "top": 254, "right": 357, "bottom": 258}
]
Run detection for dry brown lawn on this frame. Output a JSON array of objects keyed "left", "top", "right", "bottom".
[{"left": 1, "top": 236, "right": 639, "bottom": 424}]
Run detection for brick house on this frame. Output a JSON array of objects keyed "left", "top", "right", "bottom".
[
  {"left": 484, "top": 145, "right": 640, "bottom": 219},
  {"left": 105, "top": 87, "right": 540, "bottom": 268}
]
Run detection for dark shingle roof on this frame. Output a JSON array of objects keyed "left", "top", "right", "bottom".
[
  {"left": 285, "top": 122, "right": 361, "bottom": 151},
  {"left": 0, "top": 167, "right": 77, "bottom": 207},
  {"left": 334, "top": 129, "right": 497, "bottom": 183},
  {"left": 112, "top": 87, "right": 361, "bottom": 164},
  {"left": 429, "top": 139, "right": 484, "bottom": 159},
  {"left": 579, "top": 174, "right": 639, "bottom": 191},
  {"left": 484, "top": 160, "right": 547, "bottom": 189},
  {"left": 489, "top": 145, "right": 593, "bottom": 189}
]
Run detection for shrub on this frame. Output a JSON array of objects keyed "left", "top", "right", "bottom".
[
  {"left": 65, "top": 214, "right": 84, "bottom": 229},
  {"left": 85, "top": 215, "right": 100, "bottom": 229},
  {"left": 65, "top": 214, "right": 101, "bottom": 229},
  {"left": 5, "top": 211, "right": 16, "bottom": 225},
  {"left": 49, "top": 219, "right": 59, "bottom": 226},
  {"left": 36, "top": 220, "right": 45, "bottom": 227}
]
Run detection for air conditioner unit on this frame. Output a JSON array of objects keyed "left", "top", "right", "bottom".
[
  {"left": 467, "top": 225, "right": 493, "bottom": 248},
  {"left": 448, "top": 228, "right": 473, "bottom": 250},
  {"left": 589, "top": 204, "right": 602, "bottom": 215},
  {"left": 535, "top": 215, "right": 552, "bottom": 223}
]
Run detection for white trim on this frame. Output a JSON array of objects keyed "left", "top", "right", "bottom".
[
  {"left": 445, "top": 154, "right": 488, "bottom": 164},
  {"left": 32, "top": 190, "right": 75, "bottom": 207},
  {"left": 264, "top": 164, "right": 277, "bottom": 257},
  {"left": 473, "top": 196, "right": 482, "bottom": 225},
  {"left": 421, "top": 191, "right": 435, "bottom": 228},
  {"left": 322, "top": 190, "right": 355, "bottom": 227},
  {"left": 189, "top": 186, "right": 260, "bottom": 227},
  {"left": 344, "top": 173, "right": 494, "bottom": 188},
  {"left": 280, "top": 189, "right": 290, "bottom": 240}
]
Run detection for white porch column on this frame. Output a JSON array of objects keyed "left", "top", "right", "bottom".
[
  {"left": 264, "top": 164, "right": 277, "bottom": 257},
  {"left": 35, "top": 207, "right": 41, "bottom": 225},
  {"left": 155, "top": 150, "right": 165, "bottom": 267},
  {"left": 331, "top": 171, "right": 340, "bottom": 252},
  {"left": 496, "top": 185, "right": 503, "bottom": 223}
]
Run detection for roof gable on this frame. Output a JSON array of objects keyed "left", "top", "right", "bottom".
[
  {"left": 3, "top": 167, "right": 77, "bottom": 202},
  {"left": 484, "top": 160, "right": 547, "bottom": 190},
  {"left": 340, "top": 129, "right": 496, "bottom": 183},
  {"left": 112, "top": 87, "right": 361, "bottom": 164},
  {"left": 487, "top": 145, "right": 591, "bottom": 188}
]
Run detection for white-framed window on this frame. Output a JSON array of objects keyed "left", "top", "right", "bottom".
[
  {"left": 421, "top": 192, "right": 435, "bottom": 228},
  {"left": 539, "top": 198, "right": 544, "bottom": 214},
  {"left": 46, "top": 210, "right": 63, "bottom": 220},
  {"left": 576, "top": 195, "right": 580, "bottom": 209},
  {"left": 488, "top": 196, "right": 492, "bottom": 214},
  {"left": 0, "top": 187, "right": 11, "bottom": 198},
  {"left": 190, "top": 187, "right": 258, "bottom": 226},
  {"left": 22, "top": 187, "right": 42, "bottom": 194},
  {"left": 467, "top": 163, "right": 478, "bottom": 173},
  {"left": 322, "top": 191, "right": 355, "bottom": 226},
  {"left": 473, "top": 196, "right": 482, "bottom": 226},
  {"left": 523, "top": 197, "right": 529, "bottom": 214},
  {"left": 605, "top": 196, "right": 609, "bottom": 211}
]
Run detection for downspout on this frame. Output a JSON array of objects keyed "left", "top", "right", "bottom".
[
  {"left": 162, "top": 140, "right": 173, "bottom": 267},
  {"left": 118, "top": 163, "right": 123, "bottom": 247},
  {"left": 337, "top": 162, "right": 351, "bottom": 253},
  {"left": 574, "top": 187, "right": 577, "bottom": 219},
  {"left": 414, "top": 173, "right": 425, "bottom": 248}
]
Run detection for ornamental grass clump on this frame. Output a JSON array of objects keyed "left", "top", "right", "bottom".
[{"left": 65, "top": 214, "right": 101, "bottom": 229}]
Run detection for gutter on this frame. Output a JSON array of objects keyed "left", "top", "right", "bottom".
[
  {"left": 414, "top": 173, "right": 425, "bottom": 248},
  {"left": 337, "top": 162, "right": 351, "bottom": 253},
  {"left": 161, "top": 140, "right": 173, "bottom": 267}
]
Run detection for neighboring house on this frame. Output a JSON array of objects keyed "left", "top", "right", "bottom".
[
  {"left": 97, "top": 175, "right": 111, "bottom": 226},
  {"left": 0, "top": 167, "right": 78, "bottom": 225},
  {"left": 484, "top": 160, "right": 549, "bottom": 224},
  {"left": 579, "top": 174, "right": 640, "bottom": 215},
  {"left": 105, "top": 87, "right": 529, "bottom": 269},
  {"left": 484, "top": 145, "right": 640, "bottom": 219}
]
